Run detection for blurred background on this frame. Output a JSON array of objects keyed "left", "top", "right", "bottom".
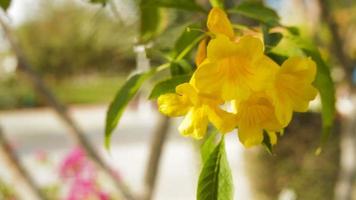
[{"left": 0, "top": 0, "right": 355, "bottom": 199}]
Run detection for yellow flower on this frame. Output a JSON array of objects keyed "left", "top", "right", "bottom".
[
  {"left": 270, "top": 57, "right": 318, "bottom": 126},
  {"left": 207, "top": 7, "right": 235, "bottom": 39},
  {"left": 234, "top": 93, "right": 283, "bottom": 147},
  {"left": 192, "top": 34, "right": 279, "bottom": 101},
  {"left": 158, "top": 83, "right": 237, "bottom": 139},
  {"left": 195, "top": 38, "right": 208, "bottom": 66}
]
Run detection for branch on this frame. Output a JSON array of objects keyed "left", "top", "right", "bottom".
[
  {"left": 319, "top": 0, "right": 354, "bottom": 85},
  {"left": 0, "top": 11, "right": 136, "bottom": 200},
  {"left": 143, "top": 114, "right": 170, "bottom": 200},
  {"left": 0, "top": 126, "right": 45, "bottom": 200}
]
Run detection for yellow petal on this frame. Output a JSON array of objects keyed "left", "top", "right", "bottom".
[
  {"left": 176, "top": 83, "right": 198, "bottom": 105},
  {"left": 207, "top": 7, "right": 234, "bottom": 39},
  {"left": 235, "top": 35, "right": 264, "bottom": 59},
  {"left": 207, "top": 35, "right": 238, "bottom": 60},
  {"left": 280, "top": 57, "right": 317, "bottom": 83},
  {"left": 248, "top": 55, "right": 279, "bottom": 92},
  {"left": 274, "top": 98, "right": 293, "bottom": 127},
  {"left": 195, "top": 38, "right": 208, "bottom": 66},
  {"left": 237, "top": 126, "right": 264, "bottom": 148},
  {"left": 192, "top": 60, "right": 226, "bottom": 98},
  {"left": 157, "top": 93, "right": 190, "bottom": 117},
  {"left": 237, "top": 93, "right": 283, "bottom": 147},
  {"left": 266, "top": 131, "right": 277, "bottom": 145},
  {"left": 208, "top": 106, "right": 238, "bottom": 133},
  {"left": 292, "top": 85, "right": 318, "bottom": 112},
  {"left": 178, "top": 107, "right": 208, "bottom": 139}
]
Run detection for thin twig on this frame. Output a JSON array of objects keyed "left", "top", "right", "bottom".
[
  {"left": 0, "top": 11, "right": 136, "bottom": 200},
  {"left": 143, "top": 114, "right": 170, "bottom": 200},
  {"left": 319, "top": 0, "right": 354, "bottom": 85},
  {"left": 0, "top": 126, "right": 45, "bottom": 200}
]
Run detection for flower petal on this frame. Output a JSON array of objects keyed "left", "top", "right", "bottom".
[
  {"left": 178, "top": 107, "right": 208, "bottom": 139},
  {"left": 237, "top": 125, "right": 264, "bottom": 148},
  {"left": 208, "top": 106, "right": 238, "bottom": 133},
  {"left": 280, "top": 57, "right": 317, "bottom": 83},
  {"left": 176, "top": 83, "right": 198, "bottom": 105},
  {"left": 157, "top": 93, "right": 190, "bottom": 117},
  {"left": 195, "top": 38, "right": 208, "bottom": 66},
  {"left": 207, "top": 7, "right": 234, "bottom": 39},
  {"left": 207, "top": 35, "right": 239, "bottom": 60}
]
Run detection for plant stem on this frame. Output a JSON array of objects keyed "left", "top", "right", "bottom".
[
  {"left": 0, "top": 127, "right": 46, "bottom": 200},
  {"left": 143, "top": 115, "right": 170, "bottom": 200}
]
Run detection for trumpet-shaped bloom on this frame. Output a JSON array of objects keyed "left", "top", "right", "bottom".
[
  {"left": 192, "top": 34, "right": 279, "bottom": 101},
  {"left": 235, "top": 93, "right": 283, "bottom": 147},
  {"left": 158, "top": 83, "right": 237, "bottom": 139},
  {"left": 270, "top": 57, "right": 318, "bottom": 126},
  {"left": 207, "top": 7, "right": 234, "bottom": 39}
]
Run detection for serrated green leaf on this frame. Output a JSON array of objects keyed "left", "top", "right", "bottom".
[
  {"left": 197, "top": 138, "right": 233, "bottom": 200},
  {"left": 230, "top": 2, "right": 280, "bottom": 26},
  {"left": 139, "top": 5, "right": 161, "bottom": 43},
  {"left": 200, "top": 130, "right": 218, "bottom": 163},
  {"left": 209, "top": 0, "right": 224, "bottom": 8},
  {"left": 0, "top": 0, "right": 11, "bottom": 11},
  {"left": 105, "top": 71, "right": 154, "bottom": 149},
  {"left": 149, "top": 74, "right": 191, "bottom": 99},
  {"left": 141, "top": 0, "right": 205, "bottom": 12}
]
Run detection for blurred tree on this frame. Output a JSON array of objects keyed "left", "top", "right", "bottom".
[{"left": 15, "top": 0, "right": 137, "bottom": 79}]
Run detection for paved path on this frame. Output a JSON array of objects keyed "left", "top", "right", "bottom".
[{"left": 0, "top": 103, "right": 252, "bottom": 200}]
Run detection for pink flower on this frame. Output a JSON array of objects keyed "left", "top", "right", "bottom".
[
  {"left": 66, "top": 177, "right": 109, "bottom": 200},
  {"left": 60, "top": 147, "right": 111, "bottom": 200},
  {"left": 60, "top": 147, "right": 95, "bottom": 180}
]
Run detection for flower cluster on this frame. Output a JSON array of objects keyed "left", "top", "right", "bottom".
[
  {"left": 157, "top": 8, "right": 317, "bottom": 147},
  {"left": 60, "top": 148, "right": 109, "bottom": 200}
]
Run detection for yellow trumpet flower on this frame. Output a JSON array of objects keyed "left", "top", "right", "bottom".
[
  {"left": 270, "top": 57, "right": 318, "bottom": 126},
  {"left": 158, "top": 83, "right": 237, "bottom": 139}
]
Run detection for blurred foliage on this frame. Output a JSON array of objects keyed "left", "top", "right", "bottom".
[
  {"left": 0, "top": 75, "right": 124, "bottom": 109},
  {"left": 245, "top": 113, "right": 340, "bottom": 200},
  {"left": 0, "top": 179, "right": 17, "bottom": 200},
  {"left": 15, "top": 1, "right": 136, "bottom": 79}
]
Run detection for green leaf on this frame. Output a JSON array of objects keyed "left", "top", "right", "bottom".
[
  {"left": 141, "top": 0, "right": 205, "bottom": 12},
  {"left": 266, "top": 52, "right": 288, "bottom": 65},
  {"left": 209, "top": 0, "right": 224, "bottom": 8},
  {"left": 170, "top": 60, "right": 193, "bottom": 76},
  {"left": 230, "top": 2, "right": 280, "bottom": 26},
  {"left": 149, "top": 74, "right": 191, "bottom": 99},
  {"left": 303, "top": 48, "right": 336, "bottom": 148},
  {"left": 89, "top": 0, "right": 107, "bottom": 5},
  {"left": 139, "top": 5, "right": 162, "bottom": 43},
  {"left": 262, "top": 132, "right": 273, "bottom": 155},
  {"left": 262, "top": 25, "right": 283, "bottom": 52},
  {"left": 0, "top": 0, "right": 11, "bottom": 11},
  {"left": 105, "top": 71, "right": 154, "bottom": 149},
  {"left": 171, "top": 24, "right": 203, "bottom": 59},
  {"left": 200, "top": 130, "right": 218, "bottom": 163},
  {"left": 197, "top": 138, "right": 234, "bottom": 200}
]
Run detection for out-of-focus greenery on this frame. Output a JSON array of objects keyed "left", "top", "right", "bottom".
[
  {"left": 0, "top": 75, "right": 124, "bottom": 109},
  {"left": 16, "top": 1, "right": 136, "bottom": 79},
  {"left": 0, "top": 179, "right": 16, "bottom": 199},
  {"left": 245, "top": 113, "right": 340, "bottom": 200}
]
